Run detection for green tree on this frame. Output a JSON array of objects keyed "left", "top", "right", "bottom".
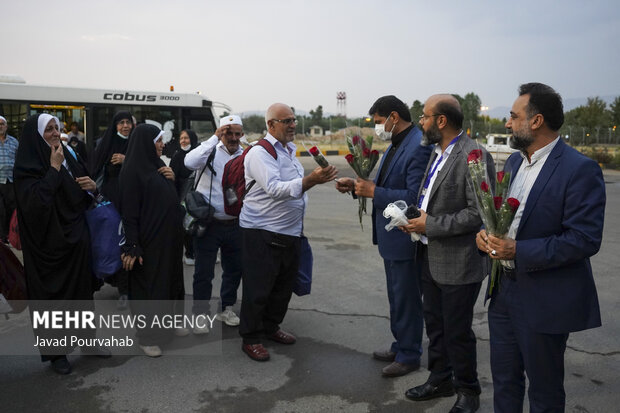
[
  {"left": 610, "top": 96, "right": 620, "bottom": 127},
  {"left": 409, "top": 100, "right": 423, "bottom": 122},
  {"left": 462, "top": 92, "right": 482, "bottom": 121},
  {"left": 241, "top": 115, "right": 267, "bottom": 134},
  {"left": 309, "top": 105, "right": 323, "bottom": 125}
]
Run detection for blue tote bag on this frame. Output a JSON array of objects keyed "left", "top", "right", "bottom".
[
  {"left": 293, "top": 235, "right": 313, "bottom": 296},
  {"left": 85, "top": 202, "right": 123, "bottom": 279}
]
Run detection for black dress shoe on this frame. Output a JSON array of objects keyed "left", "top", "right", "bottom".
[
  {"left": 372, "top": 349, "right": 396, "bottom": 362},
  {"left": 50, "top": 356, "right": 72, "bottom": 375},
  {"left": 449, "top": 391, "right": 479, "bottom": 413},
  {"left": 405, "top": 380, "right": 455, "bottom": 401},
  {"left": 81, "top": 345, "right": 111, "bottom": 358}
]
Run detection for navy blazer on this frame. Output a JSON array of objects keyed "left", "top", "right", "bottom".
[
  {"left": 499, "top": 138, "right": 605, "bottom": 334},
  {"left": 371, "top": 126, "right": 432, "bottom": 260}
]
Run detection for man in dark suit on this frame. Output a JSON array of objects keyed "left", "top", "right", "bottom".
[
  {"left": 477, "top": 83, "right": 605, "bottom": 413},
  {"left": 336, "top": 95, "right": 432, "bottom": 377},
  {"left": 402, "top": 94, "right": 494, "bottom": 413}
]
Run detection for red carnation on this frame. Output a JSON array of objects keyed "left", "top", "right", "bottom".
[
  {"left": 363, "top": 148, "right": 370, "bottom": 158},
  {"left": 506, "top": 197, "right": 520, "bottom": 212},
  {"left": 494, "top": 196, "right": 503, "bottom": 210},
  {"left": 345, "top": 154, "right": 355, "bottom": 164},
  {"left": 371, "top": 149, "right": 379, "bottom": 156},
  {"left": 467, "top": 149, "right": 483, "bottom": 164},
  {"left": 309, "top": 146, "right": 319, "bottom": 156},
  {"left": 497, "top": 171, "right": 505, "bottom": 184},
  {"left": 352, "top": 135, "right": 361, "bottom": 146},
  {"left": 480, "top": 181, "right": 489, "bottom": 192}
]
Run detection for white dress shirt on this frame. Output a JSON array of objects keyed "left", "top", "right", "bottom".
[
  {"left": 419, "top": 138, "right": 460, "bottom": 244},
  {"left": 239, "top": 134, "right": 306, "bottom": 237},
  {"left": 503, "top": 136, "right": 560, "bottom": 268},
  {"left": 184, "top": 134, "right": 243, "bottom": 220}
]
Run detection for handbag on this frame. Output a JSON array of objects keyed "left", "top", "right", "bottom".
[
  {"left": 183, "top": 148, "right": 216, "bottom": 235},
  {"left": 293, "top": 235, "right": 313, "bottom": 296},
  {"left": 85, "top": 200, "right": 123, "bottom": 279},
  {"left": 0, "top": 242, "right": 27, "bottom": 313}
]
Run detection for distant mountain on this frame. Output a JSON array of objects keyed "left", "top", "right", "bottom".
[{"left": 487, "top": 94, "right": 619, "bottom": 120}]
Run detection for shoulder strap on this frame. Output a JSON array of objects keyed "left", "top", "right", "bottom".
[
  {"left": 193, "top": 147, "right": 217, "bottom": 191},
  {"left": 245, "top": 138, "right": 279, "bottom": 194}
]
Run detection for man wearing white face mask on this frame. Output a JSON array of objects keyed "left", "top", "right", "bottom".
[{"left": 336, "top": 95, "right": 432, "bottom": 377}]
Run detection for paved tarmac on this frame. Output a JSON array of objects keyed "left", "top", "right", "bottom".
[{"left": 1, "top": 155, "right": 619, "bottom": 413}]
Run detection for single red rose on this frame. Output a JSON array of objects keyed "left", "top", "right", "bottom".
[
  {"left": 506, "top": 197, "right": 520, "bottom": 212},
  {"left": 371, "top": 149, "right": 379, "bottom": 156},
  {"left": 345, "top": 154, "right": 355, "bottom": 164},
  {"left": 309, "top": 146, "right": 319, "bottom": 156},
  {"left": 352, "top": 135, "right": 360, "bottom": 146},
  {"left": 494, "top": 196, "right": 503, "bottom": 210},
  {"left": 480, "top": 181, "right": 489, "bottom": 192},
  {"left": 467, "top": 149, "right": 483, "bottom": 163},
  {"left": 363, "top": 148, "right": 370, "bottom": 158},
  {"left": 497, "top": 171, "right": 505, "bottom": 183}
]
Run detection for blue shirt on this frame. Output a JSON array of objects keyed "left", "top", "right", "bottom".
[
  {"left": 0, "top": 135, "right": 18, "bottom": 183},
  {"left": 240, "top": 134, "right": 306, "bottom": 237}
]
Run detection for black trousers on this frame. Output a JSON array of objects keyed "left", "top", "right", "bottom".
[
  {"left": 418, "top": 244, "right": 482, "bottom": 394},
  {"left": 239, "top": 228, "right": 300, "bottom": 344},
  {"left": 0, "top": 182, "right": 16, "bottom": 239}
]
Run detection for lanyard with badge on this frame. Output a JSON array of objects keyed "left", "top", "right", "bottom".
[{"left": 417, "top": 134, "right": 461, "bottom": 208}]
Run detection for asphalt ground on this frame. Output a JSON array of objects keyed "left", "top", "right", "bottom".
[{"left": 0, "top": 155, "right": 619, "bottom": 412}]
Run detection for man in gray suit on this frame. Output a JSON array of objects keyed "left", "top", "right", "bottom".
[{"left": 402, "top": 94, "right": 494, "bottom": 413}]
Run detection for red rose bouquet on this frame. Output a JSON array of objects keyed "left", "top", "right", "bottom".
[
  {"left": 467, "top": 149, "right": 520, "bottom": 295},
  {"left": 345, "top": 135, "right": 380, "bottom": 229}
]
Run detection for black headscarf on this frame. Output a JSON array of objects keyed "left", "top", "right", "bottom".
[
  {"left": 91, "top": 111, "right": 133, "bottom": 180},
  {"left": 170, "top": 129, "right": 199, "bottom": 196},
  {"left": 13, "top": 114, "right": 95, "bottom": 299}
]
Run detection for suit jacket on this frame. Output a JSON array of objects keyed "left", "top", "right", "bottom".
[
  {"left": 372, "top": 126, "right": 432, "bottom": 260},
  {"left": 419, "top": 135, "right": 495, "bottom": 285},
  {"left": 499, "top": 138, "right": 604, "bottom": 334}
]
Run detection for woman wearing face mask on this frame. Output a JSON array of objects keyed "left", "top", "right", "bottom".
[
  {"left": 13, "top": 114, "right": 109, "bottom": 374},
  {"left": 118, "top": 123, "right": 185, "bottom": 357},
  {"left": 90, "top": 111, "right": 134, "bottom": 307},
  {"left": 170, "top": 129, "right": 199, "bottom": 265}
]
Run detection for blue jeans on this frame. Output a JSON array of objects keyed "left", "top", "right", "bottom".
[{"left": 192, "top": 220, "right": 242, "bottom": 314}]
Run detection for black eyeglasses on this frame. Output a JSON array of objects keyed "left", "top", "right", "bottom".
[
  {"left": 419, "top": 114, "right": 444, "bottom": 121},
  {"left": 271, "top": 118, "right": 297, "bottom": 125}
]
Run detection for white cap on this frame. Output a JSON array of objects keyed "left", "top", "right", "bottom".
[{"left": 219, "top": 115, "right": 243, "bottom": 127}]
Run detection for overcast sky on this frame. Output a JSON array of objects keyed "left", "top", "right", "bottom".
[{"left": 3, "top": 0, "right": 619, "bottom": 117}]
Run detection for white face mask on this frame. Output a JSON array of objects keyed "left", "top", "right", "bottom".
[
  {"left": 375, "top": 114, "right": 396, "bottom": 141},
  {"left": 181, "top": 144, "right": 191, "bottom": 151}
]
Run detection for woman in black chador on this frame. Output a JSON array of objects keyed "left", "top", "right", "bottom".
[
  {"left": 13, "top": 114, "right": 109, "bottom": 374},
  {"left": 118, "top": 123, "right": 186, "bottom": 357},
  {"left": 91, "top": 111, "right": 133, "bottom": 307},
  {"left": 169, "top": 129, "right": 199, "bottom": 264}
]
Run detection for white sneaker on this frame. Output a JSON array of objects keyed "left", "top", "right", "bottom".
[
  {"left": 183, "top": 256, "right": 195, "bottom": 266},
  {"left": 192, "top": 314, "right": 210, "bottom": 334},
  {"left": 175, "top": 327, "right": 190, "bottom": 337},
  {"left": 140, "top": 345, "right": 162, "bottom": 357},
  {"left": 216, "top": 307, "right": 240, "bottom": 326}
]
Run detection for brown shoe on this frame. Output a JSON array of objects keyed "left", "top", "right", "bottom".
[
  {"left": 267, "top": 330, "right": 296, "bottom": 345},
  {"left": 242, "top": 343, "right": 270, "bottom": 361},
  {"left": 372, "top": 349, "right": 396, "bottom": 362},
  {"left": 382, "top": 361, "right": 420, "bottom": 377}
]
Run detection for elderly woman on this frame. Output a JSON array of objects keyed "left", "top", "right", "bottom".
[
  {"left": 13, "top": 114, "right": 109, "bottom": 374},
  {"left": 118, "top": 123, "right": 186, "bottom": 357},
  {"left": 91, "top": 111, "right": 134, "bottom": 307}
]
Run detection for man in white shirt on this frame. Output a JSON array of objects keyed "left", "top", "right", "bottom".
[
  {"left": 239, "top": 103, "right": 337, "bottom": 362},
  {"left": 184, "top": 115, "right": 246, "bottom": 329}
]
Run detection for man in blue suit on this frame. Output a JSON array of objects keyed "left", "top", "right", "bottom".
[
  {"left": 477, "top": 83, "right": 605, "bottom": 413},
  {"left": 336, "top": 95, "right": 432, "bottom": 377}
]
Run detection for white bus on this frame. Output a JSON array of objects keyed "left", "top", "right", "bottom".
[{"left": 0, "top": 77, "right": 222, "bottom": 152}]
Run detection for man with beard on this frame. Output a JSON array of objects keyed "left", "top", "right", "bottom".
[
  {"left": 475, "top": 83, "right": 605, "bottom": 412},
  {"left": 402, "top": 94, "right": 494, "bottom": 413},
  {"left": 239, "top": 103, "right": 337, "bottom": 361},
  {"left": 335, "top": 95, "right": 432, "bottom": 377}
]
